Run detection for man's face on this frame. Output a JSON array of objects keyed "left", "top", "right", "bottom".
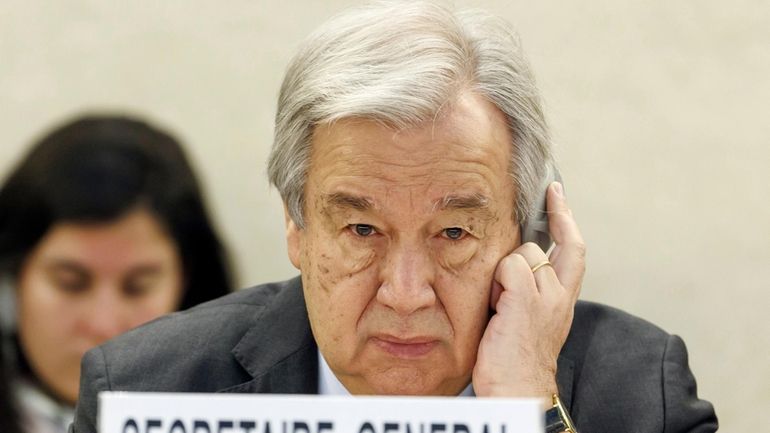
[{"left": 286, "top": 92, "right": 519, "bottom": 395}]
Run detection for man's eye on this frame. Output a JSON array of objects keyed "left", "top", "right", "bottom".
[
  {"left": 443, "top": 227, "right": 466, "bottom": 240},
  {"left": 351, "top": 224, "right": 376, "bottom": 237}
]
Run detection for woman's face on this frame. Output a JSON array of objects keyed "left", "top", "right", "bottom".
[{"left": 16, "top": 208, "right": 183, "bottom": 404}]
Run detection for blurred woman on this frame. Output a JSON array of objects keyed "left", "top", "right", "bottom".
[{"left": 0, "top": 115, "right": 233, "bottom": 433}]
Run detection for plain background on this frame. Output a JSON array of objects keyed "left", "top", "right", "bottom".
[{"left": 1, "top": 1, "right": 767, "bottom": 431}]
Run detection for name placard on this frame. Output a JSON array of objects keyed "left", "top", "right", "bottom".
[{"left": 99, "top": 392, "right": 542, "bottom": 433}]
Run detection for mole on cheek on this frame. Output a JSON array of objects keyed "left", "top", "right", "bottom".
[{"left": 317, "top": 273, "right": 337, "bottom": 294}]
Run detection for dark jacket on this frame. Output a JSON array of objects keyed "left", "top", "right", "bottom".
[{"left": 70, "top": 277, "right": 718, "bottom": 433}]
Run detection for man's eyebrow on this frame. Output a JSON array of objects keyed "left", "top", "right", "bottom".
[
  {"left": 434, "top": 193, "right": 490, "bottom": 212},
  {"left": 322, "top": 192, "right": 375, "bottom": 211}
]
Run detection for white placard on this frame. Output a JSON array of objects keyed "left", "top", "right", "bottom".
[{"left": 99, "top": 392, "right": 542, "bottom": 433}]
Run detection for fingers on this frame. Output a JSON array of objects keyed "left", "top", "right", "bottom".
[
  {"left": 491, "top": 242, "right": 560, "bottom": 310},
  {"left": 546, "top": 182, "right": 583, "bottom": 246},
  {"left": 490, "top": 182, "right": 586, "bottom": 310},
  {"left": 492, "top": 252, "right": 534, "bottom": 311},
  {"left": 512, "top": 242, "right": 561, "bottom": 298},
  {"left": 546, "top": 182, "right": 586, "bottom": 298}
]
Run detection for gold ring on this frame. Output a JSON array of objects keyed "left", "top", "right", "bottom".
[{"left": 530, "top": 260, "right": 552, "bottom": 273}]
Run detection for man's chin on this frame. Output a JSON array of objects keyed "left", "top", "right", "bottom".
[{"left": 359, "top": 367, "right": 468, "bottom": 396}]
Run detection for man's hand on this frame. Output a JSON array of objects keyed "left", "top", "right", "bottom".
[{"left": 472, "top": 182, "right": 586, "bottom": 399}]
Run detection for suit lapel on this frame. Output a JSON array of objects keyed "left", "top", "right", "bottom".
[{"left": 219, "top": 277, "right": 319, "bottom": 394}]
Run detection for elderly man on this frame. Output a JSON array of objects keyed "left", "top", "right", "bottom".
[{"left": 71, "top": 2, "right": 717, "bottom": 433}]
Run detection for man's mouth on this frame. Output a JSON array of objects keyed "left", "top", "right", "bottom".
[{"left": 371, "top": 334, "right": 439, "bottom": 359}]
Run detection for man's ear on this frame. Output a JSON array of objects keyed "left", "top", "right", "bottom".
[{"left": 284, "top": 204, "right": 302, "bottom": 270}]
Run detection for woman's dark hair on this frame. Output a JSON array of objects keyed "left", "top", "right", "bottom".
[{"left": 0, "top": 114, "right": 232, "bottom": 309}]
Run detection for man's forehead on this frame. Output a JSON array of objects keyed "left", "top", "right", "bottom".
[
  {"left": 307, "top": 92, "right": 515, "bottom": 221},
  {"left": 321, "top": 190, "right": 492, "bottom": 214}
]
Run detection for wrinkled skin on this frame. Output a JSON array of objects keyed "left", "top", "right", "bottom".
[{"left": 286, "top": 91, "right": 585, "bottom": 399}]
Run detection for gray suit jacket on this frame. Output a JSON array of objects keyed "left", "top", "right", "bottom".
[{"left": 70, "top": 277, "right": 717, "bottom": 433}]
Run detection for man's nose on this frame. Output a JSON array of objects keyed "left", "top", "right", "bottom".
[
  {"left": 376, "top": 242, "right": 437, "bottom": 315},
  {"left": 78, "top": 286, "right": 129, "bottom": 344}
]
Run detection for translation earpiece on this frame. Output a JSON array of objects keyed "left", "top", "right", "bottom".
[{"left": 519, "top": 167, "right": 562, "bottom": 253}]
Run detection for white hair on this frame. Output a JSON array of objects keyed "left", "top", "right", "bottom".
[{"left": 268, "top": 0, "right": 554, "bottom": 228}]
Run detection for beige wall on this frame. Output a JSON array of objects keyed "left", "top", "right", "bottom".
[{"left": 2, "top": 1, "right": 767, "bottom": 430}]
